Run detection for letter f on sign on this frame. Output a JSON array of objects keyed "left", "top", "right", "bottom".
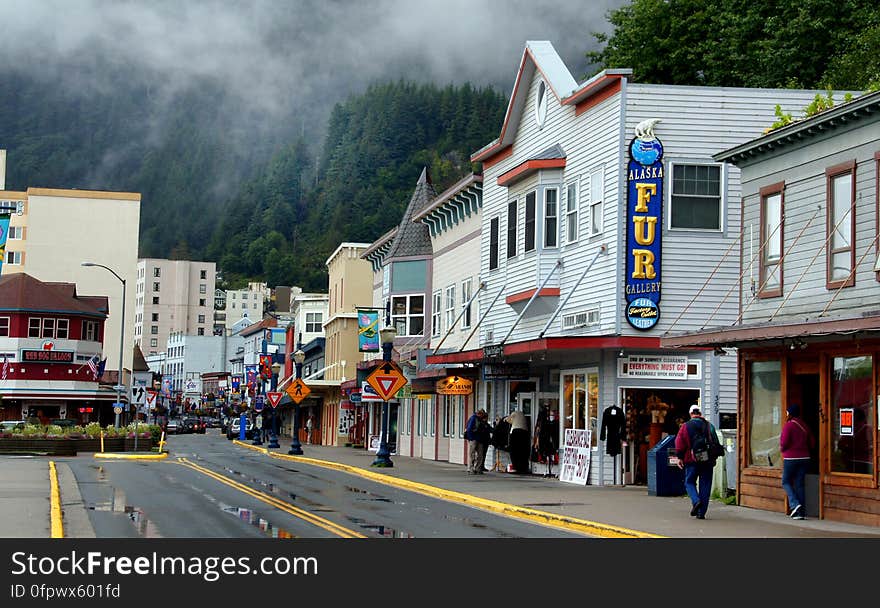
[{"left": 634, "top": 183, "right": 657, "bottom": 212}]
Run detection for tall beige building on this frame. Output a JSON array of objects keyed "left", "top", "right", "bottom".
[
  {"left": 223, "top": 281, "right": 267, "bottom": 332},
  {"left": 134, "top": 258, "right": 216, "bottom": 356},
  {"left": 0, "top": 183, "right": 140, "bottom": 375}
]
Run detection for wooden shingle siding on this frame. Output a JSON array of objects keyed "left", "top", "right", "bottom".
[{"left": 737, "top": 118, "right": 880, "bottom": 323}]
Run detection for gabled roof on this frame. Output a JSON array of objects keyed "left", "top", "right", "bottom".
[
  {"left": 383, "top": 167, "right": 436, "bottom": 260},
  {"left": 0, "top": 273, "right": 108, "bottom": 318},
  {"left": 471, "top": 40, "right": 631, "bottom": 163},
  {"left": 237, "top": 317, "right": 276, "bottom": 337}
]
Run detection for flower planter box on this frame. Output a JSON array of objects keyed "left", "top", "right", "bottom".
[
  {"left": 124, "top": 437, "right": 153, "bottom": 451},
  {"left": 73, "top": 438, "right": 103, "bottom": 452},
  {"left": 101, "top": 437, "right": 125, "bottom": 452},
  {"left": 0, "top": 438, "right": 77, "bottom": 456}
]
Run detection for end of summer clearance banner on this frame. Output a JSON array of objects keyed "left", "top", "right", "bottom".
[
  {"left": 357, "top": 309, "right": 380, "bottom": 352},
  {"left": 625, "top": 125, "right": 664, "bottom": 330}
]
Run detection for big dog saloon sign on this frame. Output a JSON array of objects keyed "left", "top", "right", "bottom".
[{"left": 625, "top": 123, "right": 664, "bottom": 330}]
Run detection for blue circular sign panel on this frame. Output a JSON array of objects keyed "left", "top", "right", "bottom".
[{"left": 626, "top": 297, "right": 660, "bottom": 330}]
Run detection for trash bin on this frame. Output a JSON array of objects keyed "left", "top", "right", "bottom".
[{"left": 647, "top": 435, "right": 685, "bottom": 496}]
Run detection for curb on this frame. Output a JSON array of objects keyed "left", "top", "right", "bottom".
[
  {"left": 232, "top": 440, "right": 269, "bottom": 454},
  {"left": 93, "top": 452, "right": 169, "bottom": 460},
  {"left": 48, "top": 461, "right": 64, "bottom": 538},
  {"left": 54, "top": 461, "right": 96, "bottom": 538},
  {"left": 251, "top": 446, "right": 660, "bottom": 538}
]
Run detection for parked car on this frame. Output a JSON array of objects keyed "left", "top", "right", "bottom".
[
  {"left": 164, "top": 419, "right": 182, "bottom": 435},
  {"left": 226, "top": 417, "right": 253, "bottom": 440}
]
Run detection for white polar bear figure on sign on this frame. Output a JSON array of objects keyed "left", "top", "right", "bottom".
[{"left": 635, "top": 118, "right": 661, "bottom": 140}]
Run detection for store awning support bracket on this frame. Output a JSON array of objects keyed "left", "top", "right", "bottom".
[
  {"left": 500, "top": 259, "right": 562, "bottom": 346},
  {"left": 459, "top": 282, "right": 507, "bottom": 353},
  {"left": 539, "top": 245, "right": 605, "bottom": 338},
  {"left": 432, "top": 281, "right": 486, "bottom": 355}
]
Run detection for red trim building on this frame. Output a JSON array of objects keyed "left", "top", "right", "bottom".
[{"left": 0, "top": 273, "right": 115, "bottom": 425}]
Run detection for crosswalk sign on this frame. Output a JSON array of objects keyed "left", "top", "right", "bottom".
[
  {"left": 365, "top": 360, "right": 407, "bottom": 401},
  {"left": 285, "top": 378, "right": 311, "bottom": 404}
]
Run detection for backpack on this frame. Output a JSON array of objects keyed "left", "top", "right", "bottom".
[{"left": 690, "top": 419, "right": 724, "bottom": 463}]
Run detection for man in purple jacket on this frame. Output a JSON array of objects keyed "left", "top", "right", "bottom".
[{"left": 780, "top": 403, "right": 814, "bottom": 520}]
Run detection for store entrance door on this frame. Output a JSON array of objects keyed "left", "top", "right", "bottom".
[{"left": 787, "top": 372, "right": 821, "bottom": 517}]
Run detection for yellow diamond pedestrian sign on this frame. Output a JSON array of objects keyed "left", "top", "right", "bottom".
[
  {"left": 365, "top": 360, "right": 407, "bottom": 401},
  {"left": 285, "top": 378, "right": 310, "bottom": 404}
]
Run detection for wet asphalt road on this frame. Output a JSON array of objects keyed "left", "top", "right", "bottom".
[{"left": 59, "top": 431, "right": 585, "bottom": 538}]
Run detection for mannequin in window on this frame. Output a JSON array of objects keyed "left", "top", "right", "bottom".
[{"left": 600, "top": 404, "right": 626, "bottom": 456}]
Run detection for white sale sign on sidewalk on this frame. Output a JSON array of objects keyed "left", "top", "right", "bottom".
[{"left": 559, "top": 429, "right": 591, "bottom": 485}]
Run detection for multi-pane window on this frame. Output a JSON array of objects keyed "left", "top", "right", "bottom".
[
  {"left": 561, "top": 369, "right": 599, "bottom": 448},
  {"left": 670, "top": 163, "right": 722, "bottom": 230},
  {"left": 153, "top": 267, "right": 160, "bottom": 277},
  {"left": 150, "top": 339, "right": 158, "bottom": 347},
  {"left": 431, "top": 291, "right": 442, "bottom": 337},
  {"left": 460, "top": 278, "right": 472, "bottom": 329},
  {"left": 444, "top": 285, "right": 456, "bottom": 330},
  {"left": 507, "top": 201, "right": 518, "bottom": 258},
  {"left": 56, "top": 319, "right": 68, "bottom": 339},
  {"left": 198, "top": 314, "right": 205, "bottom": 323},
  {"left": 153, "top": 282, "right": 160, "bottom": 292},
  {"left": 151, "top": 326, "right": 158, "bottom": 335},
  {"left": 200, "top": 299, "right": 206, "bottom": 307},
  {"left": 306, "top": 312, "right": 323, "bottom": 332},
  {"left": 827, "top": 162, "right": 856, "bottom": 288},
  {"left": 8, "top": 226, "right": 22, "bottom": 239},
  {"left": 197, "top": 328, "right": 205, "bottom": 336},
  {"left": 152, "top": 313, "right": 159, "bottom": 322},
  {"left": 760, "top": 183, "right": 784, "bottom": 297},
  {"left": 152, "top": 297, "right": 159, "bottom": 305},
  {"left": 0, "top": 317, "right": 9, "bottom": 337},
  {"left": 200, "top": 284, "right": 207, "bottom": 294},
  {"left": 590, "top": 168, "right": 604, "bottom": 235},
  {"left": 200, "top": 270, "right": 207, "bottom": 279},
  {"left": 391, "top": 295, "right": 424, "bottom": 337},
  {"left": 28, "top": 317, "right": 41, "bottom": 338},
  {"left": 525, "top": 191, "right": 536, "bottom": 252},
  {"left": 41, "top": 318, "right": 55, "bottom": 338},
  {"left": 489, "top": 217, "right": 500, "bottom": 270},
  {"left": 544, "top": 188, "right": 558, "bottom": 248},
  {"left": 566, "top": 182, "right": 578, "bottom": 243},
  {"left": 6, "top": 251, "right": 22, "bottom": 265},
  {"left": 82, "top": 320, "right": 99, "bottom": 341}
]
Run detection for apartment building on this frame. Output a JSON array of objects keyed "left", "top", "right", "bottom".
[
  {"left": 223, "top": 281, "right": 268, "bottom": 332},
  {"left": 0, "top": 163, "right": 139, "bottom": 376},
  {"left": 134, "top": 258, "right": 216, "bottom": 356}
]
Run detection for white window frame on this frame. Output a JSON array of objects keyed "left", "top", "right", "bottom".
[
  {"left": 565, "top": 181, "right": 579, "bottom": 244},
  {"left": 28, "top": 317, "right": 41, "bottom": 338},
  {"left": 524, "top": 191, "right": 537, "bottom": 253},
  {"left": 544, "top": 187, "right": 558, "bottom": 248},
  {"left": 444, "top": 285, "right": 456, "bottom": 331},
  {"left": 668, "top": 161, "right": 725, "bottom": 232},
  {"left": 589, "top": 168, "right": 604, "bottom": 236},
  {"left": 431, "top": 290, "right": 442, "bottom": 337},
  {"left": 8, "top": 226, "right": 22, "bottom": 240},
  {"left": 306, "top": 312, "right": 323, "bottom": 333},
  {"left": 391, "top": 294, "right": 425, "bottom": 337},
  {"left": 6, "top": 251, "right": 22, "bottom": 265},
  {"left": 460, "top": 278, "right": 472, "bottom": 330},
  {"left": 0, "top": 316, "right": 9, "bottom": 337}
]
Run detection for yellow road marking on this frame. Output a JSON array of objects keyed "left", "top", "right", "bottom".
[
  {"left": 48, "top": 461, "right": 64, "bottom": 538},
  {"left": 266, "top": 451, "right": 662, "bottom": 539},
  {"left": 175, "top": 458, "right": 366, "bottom": 538},
  {"left": 94, "top": 452, "right": 169, "bottom": 460}
]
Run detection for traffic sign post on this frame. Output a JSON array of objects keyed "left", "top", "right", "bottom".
[{"left": 366, "top": 360, "right": 407, "bottom": 401}]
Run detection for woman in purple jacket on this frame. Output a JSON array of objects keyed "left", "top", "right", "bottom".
[{"left": 780, "top": 403, "right": 814, "bottom": 520}]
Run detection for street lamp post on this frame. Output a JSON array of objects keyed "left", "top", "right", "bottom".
[
  {"left": 372, "top": 325, "right": 397, "bottom": 468},
  {"left": 81, "top": 262, "right": 126, "bottom": 429},
  {"left": 288, "top": 349, "right": 305, "bottom": 455},
  {"left": 268, "top": 361, "right": 282, "bottom": 448}
]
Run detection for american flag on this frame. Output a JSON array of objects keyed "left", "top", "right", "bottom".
[
  {"left": 86, "top": 355, "right": 99, "bottom": 379},
  {"left": 1, "top": 355, "right": 8, "bottom": 381}
]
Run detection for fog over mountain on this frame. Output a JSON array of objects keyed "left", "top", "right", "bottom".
[{"left": 0, "top": 0, "right": 621, "bottom": 136}]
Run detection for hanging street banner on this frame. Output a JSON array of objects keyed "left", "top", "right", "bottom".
[
  {"left": 625, "top": 121, "right": 664, "bottom": 331},
  {"left": 357, "top": 309, "right": 380, "bottom": 353},
  {"left": 559, "top": 429, "right": 592, "bottom": 485},
  {"left": 366, "top": 360, "right": 407, "bottom": 401},
  {"left": 259, "top": 354, "right": 273, "bottom": 380},
  {"left": 245, "top": 365, "right": 258, "bottom": 388},
  {"left": 0, "top": 213, "right": 10, "bottom": 276}
]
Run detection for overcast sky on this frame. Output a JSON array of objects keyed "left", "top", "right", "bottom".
[{"left": 0, "top": 0, "right": 625, "bottom": 118}]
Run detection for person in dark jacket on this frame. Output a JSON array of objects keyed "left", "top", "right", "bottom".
[
  {"left": 674, "top": 404, "right": 719, "bottom": 520},
  {"left": 465, "top": 409, "right": 491, "bottom": 474},
  {"left": 534, "top": 408, "right": 559, "bottom": 477},
  {"left": 780, "top": 403, "right": 813, "bottom": 519}
]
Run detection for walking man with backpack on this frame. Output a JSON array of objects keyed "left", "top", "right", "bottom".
[{"left": 675, "top": 404, "right": 722, "bottom": 520}]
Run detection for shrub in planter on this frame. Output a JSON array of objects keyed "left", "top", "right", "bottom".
[{"left": 84, "top": 422, "right": 103, "bottom": 438}]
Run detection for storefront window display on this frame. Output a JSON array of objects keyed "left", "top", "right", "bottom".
[
  {"left": 750, "top": 360, "right": 782, "bottom": 467},
  {"left": 831, "top": 355, "right": 874, "bottom": 475},
  {"left": 561, "top": 370, "right": 598, "bottom": 447}
]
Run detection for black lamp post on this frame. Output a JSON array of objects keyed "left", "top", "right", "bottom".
[
  {"left": 372, "top": 324, "right": 397, "bottom": 468},
  {"left": 267, "top": 361, "right": 282, "bottom": 448},
  {"left": 288, "top": 349, "right": 305, "bottom": 455}
]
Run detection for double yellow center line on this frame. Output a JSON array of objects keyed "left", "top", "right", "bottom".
[{"left": 176, "top": 458, "right": 366, "bottom": 538}]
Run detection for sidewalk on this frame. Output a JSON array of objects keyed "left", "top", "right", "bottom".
[
  {"left": 0, "top": 457, "right": 50, "bottom": 538},
  {"left": 275, "top": 443, "right": 880, "bottom": 538}
]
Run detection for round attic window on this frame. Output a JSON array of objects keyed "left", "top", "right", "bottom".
[{"left": 535, "top": 80, "right": 548, "bottom": 128}]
